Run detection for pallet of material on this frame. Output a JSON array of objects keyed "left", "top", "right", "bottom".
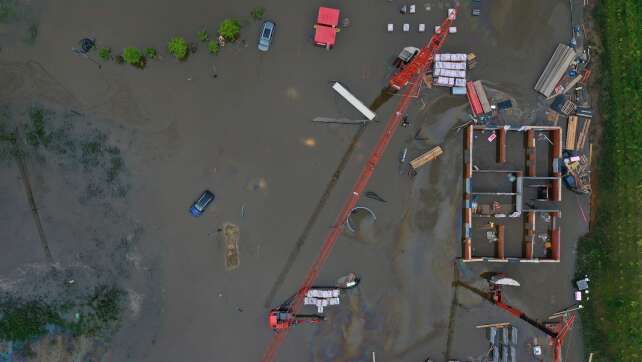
[
  {"left": 566, "top": 115, "right": 578, "bottom": 150},
  {"left": 410, "top": 146, "right": 443, "bottom": 170}
]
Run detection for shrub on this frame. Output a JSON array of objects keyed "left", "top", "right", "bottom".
[
  {"left": 144, "top": 47, "right": 157, "bottom": 59},
  {"left": 197, "top": 29, "right": 209, "bottom": 42},
  {"left": 218, "top": 19, "right": 241, "bottom": 41},
  {"left": 167, "top": 37, "right": 188, "bottom": 60},
  {"left": 207, "top": 40, "right": 220, "bottom": 55},
  {"left": 251, "top": 6, "right": 265, "bottom": 21},
  {"left": 99, "top": 47, "right": 111, "bottom": 61},
  {"left": 122, "top": 47, "right": 143, "bottom": 66}
]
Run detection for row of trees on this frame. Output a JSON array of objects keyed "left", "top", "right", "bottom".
[{"left": 97, "top": 16, "right": 250, "bottom": 68}]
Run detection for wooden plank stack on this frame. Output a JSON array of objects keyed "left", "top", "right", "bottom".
[
  {"left": 576, "top": 119, "right": 591, "bottom": 150},
  {"left": 566, "top": 116, "right": 578, "bottom": 150}
]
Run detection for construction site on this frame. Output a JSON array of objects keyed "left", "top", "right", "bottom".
[{"left": 0, "top": 0, "right": 601, "bottom": 361}]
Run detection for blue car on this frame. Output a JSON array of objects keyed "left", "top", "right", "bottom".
[
  {"left": 258, "top": 21, "right": 275, "bottom": 51},
  {"left": 189, "top": 190, "right": 215, "bottom": 217}
]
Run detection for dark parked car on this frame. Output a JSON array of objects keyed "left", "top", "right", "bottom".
[
  {"left": 258, "top": 21, "right": 275, "bottom": 51},
  {"left": 189, "top": 190, "right": 215, "bottom": 217}
]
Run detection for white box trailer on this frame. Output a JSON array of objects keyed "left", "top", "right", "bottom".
[{"left": 331, "top": 82, "right": 376, "bottom": 121}]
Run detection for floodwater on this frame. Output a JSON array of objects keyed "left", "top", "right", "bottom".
[{"left": 0, "top": 0, "right": 588, "bottom": 361}]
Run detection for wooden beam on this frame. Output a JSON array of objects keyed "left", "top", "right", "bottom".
[
  {"left": 476, "top": 322, "right": 510, "bottom": 329},
  {"left": 410, "top": 146, "right": 443, "bottom": 170},
  {"left": 496, "top": 224, "right": 505, "bottom": 259},
  {"left": 497, "top": 128, "right": 506, "bottom": 163}
]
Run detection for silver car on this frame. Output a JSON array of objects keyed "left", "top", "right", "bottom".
[{"left": 258, "top": 21, "right": 275, "bottom": 51}]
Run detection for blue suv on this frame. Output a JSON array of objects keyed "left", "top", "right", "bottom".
[
  {"left": 189, "top": 190, "right": 215, "bottom": 217},
  {"left": 258, "top": 21, "right": 275, "bottom": 51}
]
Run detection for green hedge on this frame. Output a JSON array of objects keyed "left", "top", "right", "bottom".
[{"left": 576, "top": 1, "right": 642, "bottom": 361}]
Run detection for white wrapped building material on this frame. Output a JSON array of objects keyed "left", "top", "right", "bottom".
[
  {"left": 435, "top": 61, "right": 466, "bottom": 70},
  {"left": 435, "top": 53, "right": 467, "bottom": 62},
  {"left": 435, "top": 69, "right": 466, "bottom": 78},
  {"left": 455, "top": 78, "right": 467, "bottom": 87},
  {"left": 435, "top": 76, "right": 455, "bottom": 87}
]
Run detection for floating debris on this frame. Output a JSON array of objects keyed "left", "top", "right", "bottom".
[
  {"left": 222, "top": 223, "right": 240, "bottom": 271},
  {"left": 365, "top": 191, "right": 387, "bottom": 203}
]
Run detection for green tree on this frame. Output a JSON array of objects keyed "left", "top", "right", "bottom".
[
  {"left": 207, "top": 40, "right": 220, "bottom": 55},
  {"left": 251, "top": 7, "right": 265, "bottom": 21},
  {"left": 218, "top": 19, "right": 241, "bottom": 41},
  {"left": 197, "top": 29, "right": 209, "bottom": 42},
  {"left": 122, "top": 47, "right": 143, "bottom": 66},
  {"left": 144, "top": 47, "right": 157, "bottom": 59},
  {"left": 99, "top": 47, "right": 111, "bottom": 61},
  {"left": 167, "top": 37, "right": 188, "bottom": 60}
]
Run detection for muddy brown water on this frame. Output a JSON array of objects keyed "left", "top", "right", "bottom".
[{"left": 0, "top": 0, "right": 588, "bottom": 361}]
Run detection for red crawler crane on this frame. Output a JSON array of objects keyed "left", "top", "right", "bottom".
[
  {"left": 260, "top": 9, "right": 458, "bottom": 362},
  {"left": 489, "top": 280, "right": 576, "bottom": 362}
]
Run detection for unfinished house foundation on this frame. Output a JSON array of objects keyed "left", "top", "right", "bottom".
[{"left": 461, "top": 125, "right": 563, "bottom": 263}]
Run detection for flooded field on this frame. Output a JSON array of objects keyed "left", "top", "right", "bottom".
[{"left": 1, "top": 0, "right": 588, "bottom": 361}]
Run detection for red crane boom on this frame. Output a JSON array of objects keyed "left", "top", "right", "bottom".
[{"left": 260, "top": 9, "right": 458, "bottom": 362}]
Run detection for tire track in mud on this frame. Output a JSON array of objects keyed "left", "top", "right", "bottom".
[
  {"left": 444, "top": 262, "right": 459, "bottom": 360},
  {"left": 14, "top": 127, "right": 54, "bottom": 263},
  {"left": 263, "top": 90, "right": 394, "bottom": 307}
]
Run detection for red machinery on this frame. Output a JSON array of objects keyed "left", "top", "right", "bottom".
[
  {"left": 260, "top": 9, "right": 458, "bottom": 362},
  {"left": 488, "top": 276, "right": 576, "bottom": 362},
  {"left": 269, "top": 299, "right": 324, "bottom": 332},
  {"left": 314, "top": 7, "right": 340, "bottom": 49}
]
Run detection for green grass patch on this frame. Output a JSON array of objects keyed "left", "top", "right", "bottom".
[
  {"left": 576, "top": 1, "right": 642, "bottom": 361},
  {"left": 0, "top": 286, "right": 124, "bottom": 342}
]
